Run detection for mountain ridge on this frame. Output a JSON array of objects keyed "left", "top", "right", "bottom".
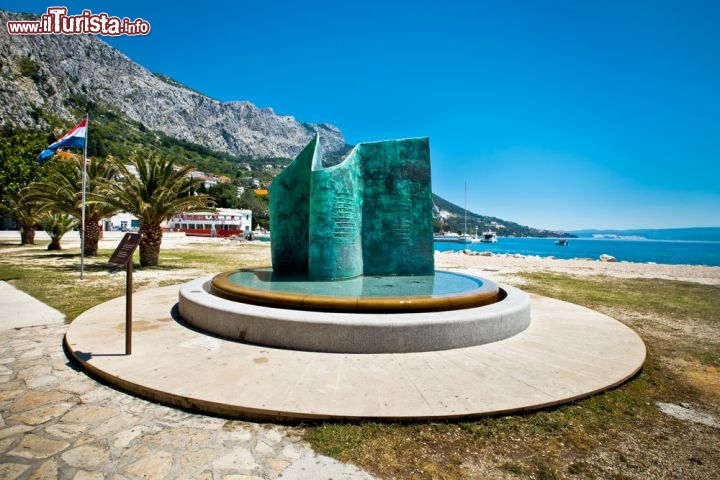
[{"left": 0, "top": 10, "right": 344, "bottom": 158}]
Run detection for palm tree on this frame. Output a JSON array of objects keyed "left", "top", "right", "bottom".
[
  {"left": 0, "top": 188, "right": 44, "bottom": 245},
  {"left": 102, "top": 153, "right": 213, "bottom": 266},
  {"left": 26, "top": 156, "right": 118, "bottom": 255},
  {"left": 39, "top": 211, "right": 78, "bottom": 250}
]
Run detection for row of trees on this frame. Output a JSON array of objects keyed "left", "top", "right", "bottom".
[{"left": 0, "top": 152, "right": 213, "bottom": 266}]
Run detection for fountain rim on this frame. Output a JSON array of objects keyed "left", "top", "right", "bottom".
[{"left": 210, "top": 268, "right": 501, "bottom": 313}]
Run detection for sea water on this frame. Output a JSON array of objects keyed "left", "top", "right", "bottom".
[{"left": 433, "top": 237, "right": 720, "bottom": 267}]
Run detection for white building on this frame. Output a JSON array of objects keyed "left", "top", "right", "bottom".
[
  {"left": 103, "top": 212, "right": 139, "bottom": 232},
  {"left": 167, "top": 208, "right": 252, "bottom": 237}
]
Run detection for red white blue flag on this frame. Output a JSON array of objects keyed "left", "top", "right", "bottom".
[{"left": 37, "top": 117, "right": 87, "bottom": 163}]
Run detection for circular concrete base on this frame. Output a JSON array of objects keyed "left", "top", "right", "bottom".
[
  {"left": 64, "top": 283, "right": 646, "bottom": 422},
  {"left": 179, "top": 276, "right": 531, "bottom": 353}
]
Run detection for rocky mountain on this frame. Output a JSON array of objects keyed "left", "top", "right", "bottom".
[{"left": 0, "top": 10, "right": 344, "bottom": 158}]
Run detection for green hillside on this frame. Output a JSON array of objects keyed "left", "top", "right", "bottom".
[
  {"left": 432, "top": 194, "right": 574, "bottom": 238},
  {"left": 2, "top": 102, "right": 570, "bottom": 237},
  {"left": 5, "top": 99, "right": 291, "bottom": 185}
]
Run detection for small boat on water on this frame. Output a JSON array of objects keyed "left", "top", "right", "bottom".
[
  {"left": 479, "top": 231, "right": 498, "bottom": 243},
  {"left": 434, "top": 183, "right": 498, "bottom": 245},
  {"left": 554, "top": 239, "right": 569, "bottom": 246},
  {"left": 434, "top": 233, "right": 473, "bottom": 244},
  {"left": 435, "top": 184, "right": 475, "bottom": 245}
]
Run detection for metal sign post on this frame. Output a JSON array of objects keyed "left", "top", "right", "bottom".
[{"left": 108, "top": 233, "right": 142, "bottom": 355}]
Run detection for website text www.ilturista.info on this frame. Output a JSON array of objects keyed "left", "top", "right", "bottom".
[{"left": 6, "top": 7, "right": 150, "bottom": 36}]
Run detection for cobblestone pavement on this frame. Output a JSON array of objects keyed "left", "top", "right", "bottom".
[{"left": 0, "top": 323, "right": 375, "bottom": 480}]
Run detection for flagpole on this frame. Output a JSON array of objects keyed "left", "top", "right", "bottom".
[{"left": 80, "top": 113, "right": 89, "bottom": 280}]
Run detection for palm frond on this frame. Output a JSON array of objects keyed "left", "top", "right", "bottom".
[
  {"left": 101, "top": 152, "right": 214, "bottom": 228},
  {"left": 26, "top": 156, "right": 120, "bottom": 221}
]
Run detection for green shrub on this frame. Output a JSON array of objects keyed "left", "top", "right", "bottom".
[{"left": 18, "top": 56, "right": 40, "bottom": 78}]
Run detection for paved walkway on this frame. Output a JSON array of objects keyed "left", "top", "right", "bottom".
[
  {"left": 0, "top": 285, "right": 375, "bottom": 479},
  {"left": 0, "top": 281, "right": 65, "bottom": 331}
]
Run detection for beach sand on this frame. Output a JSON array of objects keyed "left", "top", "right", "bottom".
[
  {"left": 434, "top": 249, "right": 720, "bottom": 285},
  {"left": 2, "top": 230, "right": 719, "bottom": 286},
  {"left": 150, "top": 234, "right": 720, "bottom": 286}
]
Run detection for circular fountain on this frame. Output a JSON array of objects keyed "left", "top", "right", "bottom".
[{"left": 178, "top": 269, "right": 531, "bottom": 353}]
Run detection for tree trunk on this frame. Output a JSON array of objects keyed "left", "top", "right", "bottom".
[
  {"left": 48, "top": 237, "right": 62, "bottom": 250},
  {"left": 139, "top": 223, "right": 163, "bottom": 267},
  {"left": 20, "top": 224, "right": 36, "bottom": 245},
  {"left": 84, "top": 217, "right": 100, "bottom": 256}
]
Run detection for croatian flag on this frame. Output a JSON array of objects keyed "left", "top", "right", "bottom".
[{"left": 36, "top": 117, "right": 87, "bottom": 163}]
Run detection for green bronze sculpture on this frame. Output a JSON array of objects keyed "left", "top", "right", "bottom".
[{"left": 270, "top": 136, "right": 434, "bottom": 280}]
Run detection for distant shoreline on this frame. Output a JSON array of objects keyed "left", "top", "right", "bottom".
[
  {"left": 433, "top": 236, "right": 720, "bottom": 267},
  {"left": 434, "top": 250, "right": 720, "bottom": 286},
  {"left": 568, "top": 226, "right": 720, "bottom": 242},
  {"left": 2, "top": 231, "right": 718, "bottom": 282}
]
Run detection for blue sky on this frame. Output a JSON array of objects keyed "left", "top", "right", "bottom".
[{"left": 5, "top": 1, "right": 720, "bottom": 230}]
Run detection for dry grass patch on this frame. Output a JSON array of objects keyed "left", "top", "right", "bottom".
[
  {"left": 0, "top": 241, "right": 271, "bottom": 320},
  {"left": 303, "top": 273, "right": 720, "bottom": 479}
]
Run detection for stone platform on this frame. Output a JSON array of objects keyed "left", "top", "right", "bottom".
[
  {"left": 180, "top": 275, "right": 531, "bottom": 353},
  {"left": 64, "top": 284, "right": 646, "bottom": 422}
]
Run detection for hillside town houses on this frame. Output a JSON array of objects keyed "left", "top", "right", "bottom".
[{"left": 1, "top": 163, "right": 258, "bottom": 238}]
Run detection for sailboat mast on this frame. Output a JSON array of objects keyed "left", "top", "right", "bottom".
[{"left": 464, "top": 182, "right": 467, "bottom": 236}]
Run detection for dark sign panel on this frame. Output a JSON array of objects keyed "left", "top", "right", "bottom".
[{"left": 109, "top": 233, "right": 142, "bottom": 265}]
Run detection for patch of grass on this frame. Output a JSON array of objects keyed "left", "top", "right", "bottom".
[
  {"left": 306, "top": 422, "right": 466, "bottom": 479},
  {"left": 517, "top": 273, "right": 720, "bottom": 370},
  {"left": 2, "top": 249, "right": 132, "bottom": 320},
  {"left": 0, "top": 241, "right": 271, "bottom": 320},
  {"left": 458, "top": 415, "right": 515, "bottom": 439},
  {"left": 305, "top": 373, "right": 667, "bottom": 479},
  {"left": 517, "top": 273, "right": 720, "bottom": 328},
  {"left": 0, "top": 242, "right": 50, "bottom": 249},
  {"left": 0, "top": 263, "right": 27, "bottom": 280},
  {"left": 18, "top": 55, "right": 40, "bottom": 78},
  {"left": 535, "top": 462, "right": 559, "bottom": 480},
  {"left": 501, "top": 461, "right": 524, "bottom": 474},
  {"left": 307, "top": 422, "right": 385, "bottom": 458},
  {"left": 568, "top": 460, "right": 589, "bottom": 475},
  {"left": 304, "top": 272, "right": 720, "bottom": 479}
]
